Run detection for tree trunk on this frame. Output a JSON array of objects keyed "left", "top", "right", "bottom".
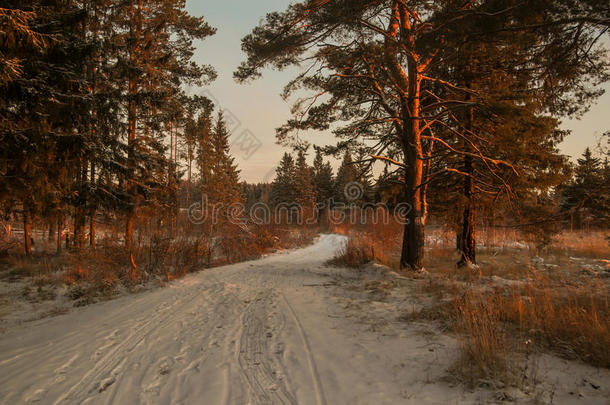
[
  {"left": 125, "top": 87, "right": 136, "bottom": 252},
  {"left": 89, "top": 161, "right": 96, "bottom": 248},
  {"left": 399, "top": 53, "right": 425, "bottom": 271},
  {"left": 400, "top": 154, "right": 426, "bottom": 271},
  {"left": 74, "top": 157, "right": 88, "bottom": 251},
  {"left": 399, "top": 90, "right": 425, "bottom": 270},
  {"left": 457, "top": 154, "right": 476, "bottom": 267},
  {"left": 57, "top": 217, "right": 62, "bottom": 254},
  {"left": 381, "top": 3, "right": 426, "bottom": 271},
  {"left": 186, "top": 149, "right": 192, "bottom": 233},
  {"left": 23, "top": 208, "right": 31, "bottom": 256},
  {"left": 89, "top": 214, "right": 96, "bottom": 248},
  {"left": 48, "top": 221, "right": 55, "bottom": 242},
  {"left": 126, "top": 216, "right": 134, "bottom": 254},
  {"left": 457, "top": 85, "right": 476, "bottom": 268},
  {"left": 400, "top": 196, "right": 425, "bottom": 271},
  {"left": 125, "top": 0, "right": 140, "bottom": 253},
  {"left": 169, "top": 123, "right": 176, "bottom": 239}
]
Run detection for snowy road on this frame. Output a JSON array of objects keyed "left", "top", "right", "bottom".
[
  {"left": 0, "top": 234, "right": 408, "bottom": 405},
  {"left": 2, "top": 234, "right": 608, "bottom": 405}
]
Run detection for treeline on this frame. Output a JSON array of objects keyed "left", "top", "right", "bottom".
[
  {"left": 245, "top": 140, "right": 609, "bottom": 239},
  {"left": 561, "top": 144, "right": 610, "bottom": 230},
  {"left": 236, "top": 0, "right": 610, "bottom": 270},
  {"left": 0, "top": 2, "right": 243, "bottom": 255},
  {"left": 269, "top": 150, "right": 369, "bottom": 209}
]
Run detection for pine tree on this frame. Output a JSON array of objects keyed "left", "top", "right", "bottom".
[
  {"left": 294, "top": 150, "right": 315, "bottom": 208},
  {"left": 235, "top": 0, "right": 609, "bottom": 271},
  {"left": 111, "top": 0, "right": 216, "bottom": 252},
  {"left": 312, "top": 149, "right": 334, "bottom": 206},
  {"left": 195, "top": 108, "right": 214, "bottom": 199},
  {"left": 562, "top": 148, "right": 607, "bottom": 228},
  {"left": 210, "top": 111, "right": 243, "bottom": 208},
  {"left": 271, "top": 153, "right": 297, "bottom": 206},
  {"left": 183, "top": 96, "right": 213, "bottom": 207},
  {"left": 334, "top": 151, "right": 357, "bottom": 204},
  {"left": 353, "top": 148, "right": 373, "bottom": 204},
  {"left": 0, "top": 1, "right": 90, "bottom": 255},
  {"left": 0, "top": 7, "right": 45, "bottom": 86}
]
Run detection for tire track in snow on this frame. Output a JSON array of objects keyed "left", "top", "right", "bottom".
[
  {"left": 281, "top": 293, "right": 327, "bottom": 405},
  {"left": 51, "top": 285, "right": 205, "bottom": 404},
  {"left": 1, "top": 235, "right": 347, "bottom": 405},
  {"left": 236, "top": 292, "right": 297, "bottom": 405}
]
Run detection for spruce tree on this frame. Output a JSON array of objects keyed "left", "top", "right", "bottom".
[
  {"left": 271, "top": 153, "right": 297, "bottom": 206},
  {"left": 210, "top": 111, "right": 243, "bottom": 209},
  {"left": 195, "top": 108, "right": 214, "bottom": 199},
  {"left": 312, "top": 149, "right": 334, "bottom": 206},
  {"left": 111, "top": 0, "right": 216, "bottom": 252},
  {"left": 334, "top": 151, "right": 357, "bottom": 204},
  {"left": 0, "top": 1, "right": 90, "bottom": 255},
  {"left": 353, "top": 148, "right": 373, "bottom": 204},
  {"left": 0, "top": 7, "right": 45, "bottom": 86},
  {"left": 562, "top": 148, "right": 607, "bottom": 228},
  {"left": 294, "top": 150, "right": 315, "bottom": 209}
]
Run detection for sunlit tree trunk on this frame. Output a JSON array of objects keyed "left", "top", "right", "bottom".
[
  {"left": 385, "top": 4, "right": 426, "bottom": 271},
  {"left": 399, "top": 75, "right": 426, "bottom": 271}
]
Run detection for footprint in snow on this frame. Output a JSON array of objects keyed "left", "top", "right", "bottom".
[
  {"left": 25, "top": 388, "right": 47, "bottom": 403},
  {"left": 158, "top": 356, "right": 174, "bottom": 375},
  {"left": 97, "top": 377, "right": 115, "bottom": 393}
]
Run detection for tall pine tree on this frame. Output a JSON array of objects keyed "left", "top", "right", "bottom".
[
  {"left": 294, "top": 150, "right": 315, "bottom": 209},
  {"left": 271, "top": 153, "right": 297, "bottom": 206},
  {"left": 312, "top": 149, "right": 334, "bottom": 206}
]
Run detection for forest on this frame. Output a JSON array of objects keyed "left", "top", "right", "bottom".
[{"left": 0, "top": 1, "right": 609, "bottom": 404}]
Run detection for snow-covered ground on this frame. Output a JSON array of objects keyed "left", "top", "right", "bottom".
[{"left": 0, "top": 234, "right": 608, "bottom": 404}]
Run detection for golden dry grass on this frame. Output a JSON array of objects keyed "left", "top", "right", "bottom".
[
  {"left": 340, "top": 224, "right": 610, "bottom": 385},
  {"left": 453, "top": 290, "right": 511, "bottom": 386},
  {"left": 328, "top": 233, "right": 376, "bottom": 268}
]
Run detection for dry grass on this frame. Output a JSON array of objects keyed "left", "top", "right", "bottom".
[
  {"left": 0, "top": 221, "right": 319, "bottom": 311},
  {"left": 447, "top": 275, "right": 609, "bottom": 389},
  {"left": 328, "top": 210, "right": 403, "bottom": 269},
  {"left": 499, "top": 272, "right": 609, "bottom": 367},
  {"left": 339, "top": 224, "right": 609, "bottom": 386},
  {"left": 452, "top": 290, "right": 511, "bottom": 387},
  {"left": 547, "top": 230, "right": 609, "bottom": 259},
  {"left": 328, "top": 234, "right": 375, "bottom": 268},
  {"left": 405, "top": 272, "right": 609, "bottom": 387}
]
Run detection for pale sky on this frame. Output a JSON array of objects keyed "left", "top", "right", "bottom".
[{"left": 186, "top": 1, "right": 610, "bottom": 183}]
